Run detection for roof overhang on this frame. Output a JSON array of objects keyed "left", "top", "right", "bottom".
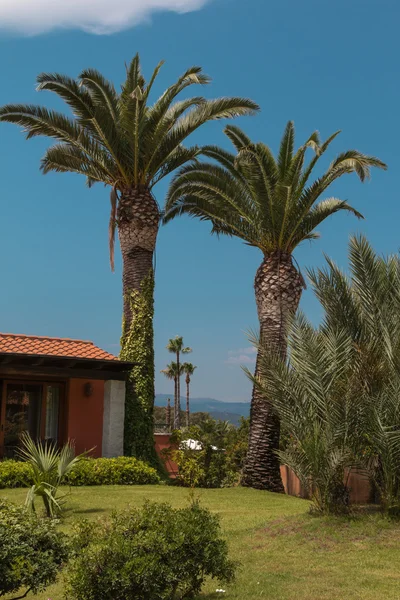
[{"left": 0, "top": 352, "right": 134, "bottom": 381}]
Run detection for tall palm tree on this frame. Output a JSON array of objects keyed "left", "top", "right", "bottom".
[
  {"left": 0, "top": 56, "right": 258, "bottom": 457},
  {"left": 164, "top": 121, "right": 386, "bottom": 491},
  {"left": 161, "top": 361, "right": 183, "bottom": 430},
  {"left": 166, "top": 336, "right": 192, "bottom": 428},
  {"left": 182, "top": 362, "right": 197, "bottom": 426}
]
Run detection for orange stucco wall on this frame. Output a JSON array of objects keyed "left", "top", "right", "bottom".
[{"left": 66, "top": 378, "right": 104, "bottom": 457}]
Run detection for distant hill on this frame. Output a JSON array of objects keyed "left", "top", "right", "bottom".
[{"left": 155, "top": 394, "right": 250, "bottom": 425}]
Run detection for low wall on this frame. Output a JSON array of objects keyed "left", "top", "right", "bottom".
[
  {"left": 154, "top": 434, "right": 373, "bottom": 503},
  {"left": 280, "top": 465, "right": 373, "bottom": 504},
  {"left": 154, "top": 433, "right": 178, "bottom": 477}
]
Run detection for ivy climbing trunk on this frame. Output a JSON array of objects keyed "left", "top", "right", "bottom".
[
  {"left": 118, "top": 185, "right": 160, "bottom": 464},
  {"left": 242, "top": 251, "right": 304, "bottom": 491},
  {"left": 175, "top": 350, "right": 181, "bottom": 429}
]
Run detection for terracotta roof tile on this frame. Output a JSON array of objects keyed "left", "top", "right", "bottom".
[{"left": 0, "top": 333, "right": 119, "bottom": 362}]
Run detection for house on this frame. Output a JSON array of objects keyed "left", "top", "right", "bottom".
[{"left": 0, "top": 332, "right": 132, "bottom": 459}]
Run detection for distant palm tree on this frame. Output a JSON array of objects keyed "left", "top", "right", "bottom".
[
  {"left": 182, "top": 362, "right": 197, "bottom": 426},
  {"left": 0, "top": 56, "right": 258, "bottom": 454},
  {"left": 164, "top": 121, "right": 386, "bottom": 491},
  {"left": 166, "top": 337, "right": 192, "bottom": 428},
  {"left": 161, "top": 361, "right": 183, "bottom": 430}
]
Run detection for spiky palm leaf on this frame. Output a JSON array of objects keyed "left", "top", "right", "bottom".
[
  {"left": 18, "top": 432, "right": 86, "bottom": 518},
  {"left": 247, "top": 315, "right": 363, "bottom": 513},
  {"left": 164, "top": 121, "right": 386, "bottom": 253},
  {"left": 0, "top": 55, "right": 258, "bottom": 269}
]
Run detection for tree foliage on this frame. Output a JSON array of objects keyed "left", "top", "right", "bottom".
[
  {"left": 0, "top": 56, "right": 258, "bottom": 268},
  {"left": 0, "top": 499, "right": 68, "bottom": 600},
  {"left": 164, "top": 122, "right": 386, "bottom": 254}
]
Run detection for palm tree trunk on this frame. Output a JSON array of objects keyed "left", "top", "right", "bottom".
[
  {"left": 118, "top": 186, "right": 159, "bottom": 331},
  {"left": 174, "top": 375, "right": 179, "bottom": 430},
  {"left": 186, "top": 375, "right": 190, "bottom": 427},
  {"left": 242, "top": 250, "right": 304, "bottom": 491},
  {"left": 117, "top": 185, "right": 160, "bottom": 458},
  {"left": 166, "top": 398, "right": 171, "bottom": 432},
  {"left": 176, "top": 351, "right": 181, "bottom": 429}
]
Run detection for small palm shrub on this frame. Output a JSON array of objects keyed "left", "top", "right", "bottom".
[
  {"left": 363, "top": 382, "right": 400, "bottom": 514},
  {"left": 19, "top": 433, "right": 85, "bottom": 518},
  {"left": 251, "top": 318, "right": 361, "bottom": 514},
  {"left": 66, "top": 501, "right": 236, "bottom": 600},
  {"left": 0, "top": 499, "right": 68, "bottom": 599}
]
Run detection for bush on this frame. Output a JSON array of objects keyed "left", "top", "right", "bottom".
[
  {"left": 66, "top": 501, "right": 236, "bottom": 600},
  {"left": 0, "top": 499, "right": 68, "bottom": 599},
  {"left": 168, "top": 420, "right": 249, "bottom": 489},
  {"left": 64, "top": 456, "right": 161, "bottom": 486},
  {"left": 0, "top": 456, "right": 160, "bottom": 489},
  {"left": 0, "top": 459, "right": 33, "bottom": 488}
]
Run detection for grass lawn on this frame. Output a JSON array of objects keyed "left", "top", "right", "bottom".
[{"left": 2, "top": 485, "right": 400, "bottom": 599}]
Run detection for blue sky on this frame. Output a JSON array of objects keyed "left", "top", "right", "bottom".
[{"left": 0, "top": 0, "right": 397, "bottom": 402}]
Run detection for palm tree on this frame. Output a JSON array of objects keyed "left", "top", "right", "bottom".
[
  {"left": 166, "top": 336, "right": 192, "bottom": 428},
  {"left": 161, "top": 361, "right": 183, "bottom": 430},
  {"left": 164, "top": 121, "right": 386, "bottom": 491},
  {"left": 182, "top": 362, "right": 197, "bottom": 426},
  {"left": 0, "top": 56, "right": 258, "bottom": 457}
]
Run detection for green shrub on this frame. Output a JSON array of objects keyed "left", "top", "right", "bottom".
[
  {"left": 168, "top": 421, "right": 249, "bottom": 489},
  {"left": 0, "top": 459, "right": 33, "bottom": 488},
  {"left": 66, "top": 501, "right": 236, "bottom": 600},
  {"left": 0, "top": 456, "right": 160, "bottom": 489},
  {"left": 64, "top": 456, "right": 161, "bottom": 486},
  {"left": 0, "top": 499, "right": 68, "bottom": 599}
]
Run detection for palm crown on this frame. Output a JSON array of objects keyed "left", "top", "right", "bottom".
[
  {"left": 161, "top": 361, "right": 183, "bottom": 379},
  {"left": 0, "top": 54, "right": 258, "bottom": 268},
  {"left": 164, "top": 121, "right": 387, "bottom": 253},
  {"left": 182, "top": 362, "right": 197, "bottom": 377},
  {"left": 167, "top": 336, "right": 192, "bottom": 356}
]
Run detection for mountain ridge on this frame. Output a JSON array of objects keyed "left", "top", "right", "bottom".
[{"left": 155, "top": 394, "right": 250, "bottom": 425}]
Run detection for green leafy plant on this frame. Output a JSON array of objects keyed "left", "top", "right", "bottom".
[
  {"left": 0, "top": 456, "right": 160, "bottom": 489},
  {"left": 0, "top": 499, "right": 68, "bottom": 600},
  {"left": 0, "top": 460, "right": 33, "bottom": 489},
  {"left": 18, "top": 433, "right": 85, "bottom": 518},
  {"left": 66, "top": 501, "right": 236, "bottom": 600},
  {"left": 121, "top": 272, "right": 159, "bottom": 466},
  {"left": 64, "top": 456, "right": 161, "bottom": 486},
  {"left": 168, "top": 420, "right": 246, "bottom": 488}
]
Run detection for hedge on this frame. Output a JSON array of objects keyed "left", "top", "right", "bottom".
[{"left": 0, "top": 456, "right": 160, "bottom": 489}]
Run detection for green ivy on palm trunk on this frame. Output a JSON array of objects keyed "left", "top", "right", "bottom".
[{"left": 120, "top": 272, "right": 158, "bottom": 468}]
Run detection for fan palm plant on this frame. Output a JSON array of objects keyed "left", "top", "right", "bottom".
[
  {"left": 161, "top": 361, "right": 184, "bottom": 429},
  {"left": 18, "top": 432, "right": 85, "bottom": 518},
  {"left": 167, "top": 336, "right": 192, "bottom": 428},
  {"left": 0, "top": 56, "right": 258, "bottom": 456},
  {"left": 182, "top": 362, "right": 197, "bottom": 426},
  {"left": 164, "top": 122, "right": 386, "bottom": 491}
]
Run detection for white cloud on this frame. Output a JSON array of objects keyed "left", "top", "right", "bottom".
[
  {"left": 225, "top": 346, "right": 257, "bottom": 365},
  {"left": 0, "top": 0, "right": 210, "bottom": 35}
]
